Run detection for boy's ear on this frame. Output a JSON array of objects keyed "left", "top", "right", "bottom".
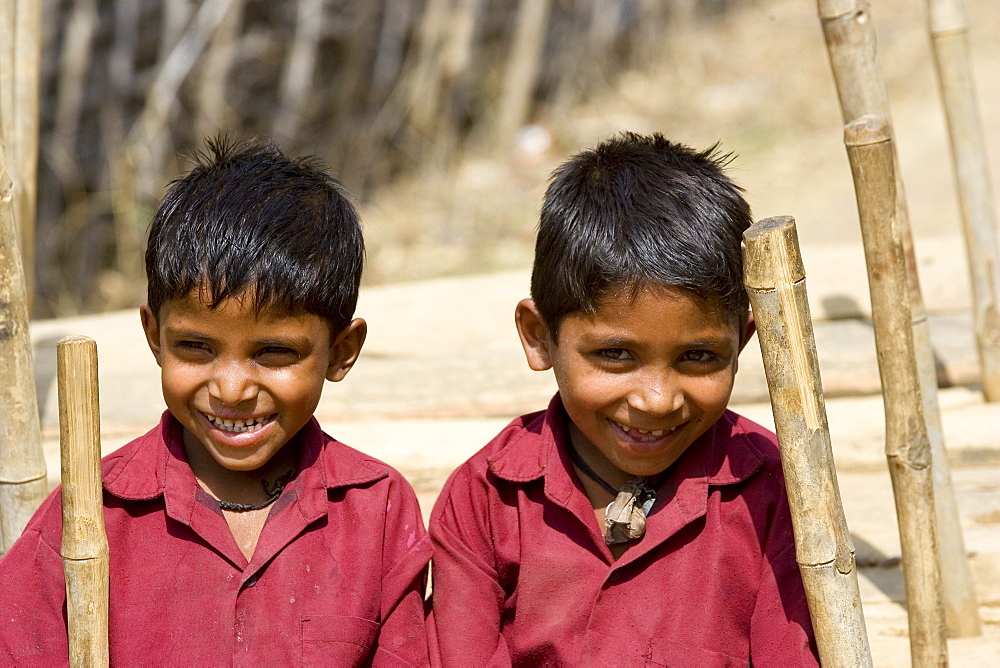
[
  {"left": 515, "top": 298, "right": 554, "bottom": 371},
  {"left": 738, "top": 311, "right": 756, "bottom": 353},
  {"left": 139, "top": 303, "right": 163, "bottom": 367},
  {"left": 327, "top": 318, "right": 367, "bottom": 382}
]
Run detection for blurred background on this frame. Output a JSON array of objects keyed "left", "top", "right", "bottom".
[{"left": 19, "top": 0, "right": 1000, "bottom": 319}]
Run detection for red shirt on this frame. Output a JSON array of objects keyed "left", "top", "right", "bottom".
[
  {"left": 429, "top": 396, "right": 818, "bottom": 667},
  {"left": 0, "top": 413, "right": 432, "bottom": 666}
]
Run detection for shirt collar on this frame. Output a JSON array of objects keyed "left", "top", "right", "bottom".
[
  {"left": 486, "top": 394, "right": 765, "bottom": 494},
  {"left": 102, "top": 412, "right": 389, "bottom": 518}
]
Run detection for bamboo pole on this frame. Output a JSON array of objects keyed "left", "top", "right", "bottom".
[
  {"left": 0, "top": 142, "right": 48, "bottom": 557},
  {"left": 845, "top": 116, "right": 949, "bottom": 666},
  {"left": 274, "top": 0, "right": 324, "bottom": 142},
  {"left": 0, "top": 0, "right": 41, "bottom": 311},
  {"left": 743, "top": 216, "right": 872, "bottom": 668},
  {"left": 817, "top": 0, "right": 980, "bottom": 638},
  {"left": 927, "top": 0, "right": 1000, "bottom": 403},
  {"left": 57, "top": 335, "right": 109, "bottom": 668},
  {"left": 13, "top": 0, "right": 40, "bottom": 313},
  {"left": 492, "top": 0, "right": 553, "bottom": 153}
]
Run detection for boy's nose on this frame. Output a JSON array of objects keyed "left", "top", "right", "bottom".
[
  {"left": 208, "top": 361, "right": 259, "bottom": 405},
  {"left": 630, "top": 375, "right": 684, "bottom": 417}
]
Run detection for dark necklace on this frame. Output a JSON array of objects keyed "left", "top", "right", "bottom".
[
  {"left": 566, "top": 443, "right": 661, "bottom": 511},
  {"left": 567, "top": 442, "right": 619, "bottom": 495},
  {"left": 217, "top": 470, "right": 294, "bottom": 512},
  {"left": 568, "top": 443, "right": 665, "bottom": 545}
]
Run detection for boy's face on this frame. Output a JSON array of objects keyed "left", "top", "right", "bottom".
[
  {"left": 516, "top": 284, "right": 753, "bottom": 484},
  {"left": 140, "top": 289, "right": 365, "bottom": 473}
]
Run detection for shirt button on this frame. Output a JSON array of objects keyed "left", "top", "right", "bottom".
[{"left": 245, "top": 575, "right": 258, "bottom": 588}]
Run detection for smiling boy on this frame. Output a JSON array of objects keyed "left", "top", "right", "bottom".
[
  {"left": 0, "top": 138, "right": 432, "bottom": 665},
  {"left": 429, "top": 133, "right": 818, "bottom": 666}
]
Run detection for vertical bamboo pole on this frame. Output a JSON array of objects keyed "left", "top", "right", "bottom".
[
  {"left": 492, "top": 0, "right": 553, "bottom": 153},
  {"left": 817, "top": 0, "right": 980, "bottom": 638},
  {"left": 0, "top": 143, "right": 48, "bottom": 557},
  {"left": 57, "top": 335, "right": 109, "bottom": 667},
  {"left": 845, "top": 116, "right": 949, "bottom": 666},
  {"left": 274, "top": 0, "right": 324, "bottom": 142},
  {"left": 0, "top": 1, "right": 41, "bottom": 311},
  {"left": 927, "top": 0, "right": 1000, "bottom": 403},
  {"left": 14, "top": 0, "right": 40, "bottom": 312},
  {"left": 743, "top": 216, "right": 872, "bottom": 668}
]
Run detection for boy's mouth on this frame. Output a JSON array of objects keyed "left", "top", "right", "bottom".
[
  {"left": 610, "top": 420, "right": 683, "bottom": 443},
  {"left": 205, "top": 413, "right": 276, "bottom": 434}
]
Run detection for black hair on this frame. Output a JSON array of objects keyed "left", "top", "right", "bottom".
[
  {"left": 145, "top": 136, "right": 364, "bottom": 333},
  {"left": 530, "top": 131, "right": 752, "bottom": 340}
]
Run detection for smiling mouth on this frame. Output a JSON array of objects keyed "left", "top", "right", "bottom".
[
  {"left": 611, "top": 420, "right": 683, "bottom": 443},
  {"left": 205, "top": 413, "right": 276, "bottom": 434}
]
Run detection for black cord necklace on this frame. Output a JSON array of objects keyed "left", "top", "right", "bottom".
[
  {"left": 566, "top": 442, "right": 619, "bottom": 495},
  {"left": 217, "top": 470, "right": 294, "bottom": 512}
]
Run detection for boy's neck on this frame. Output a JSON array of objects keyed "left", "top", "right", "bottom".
[
  {"left": 566, "top": 423, "right": 635, "bottom": 492},
  {"left": 181, "top": 428, "right": 300, "bottom": 508}
]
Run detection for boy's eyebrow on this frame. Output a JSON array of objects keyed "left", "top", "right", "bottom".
[
  {"left": 583, "top": 333, "right": 736, "bottom": 349},
  {"left": 252, "top": 336, "right": 315, "bottom": 349},
  {"left": 164, "top": 328, "right": 315, "bottom": 349},
  {"left": 164, "top": 328, "right": 214, "bottom": 341}
]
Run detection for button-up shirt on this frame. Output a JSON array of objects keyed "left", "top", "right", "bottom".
[
  {"left": 0, "top": 413, "right": 432, "bottom": 666},
  {"left": 429, "top": 396, "right": 817, "bottom": 666}
]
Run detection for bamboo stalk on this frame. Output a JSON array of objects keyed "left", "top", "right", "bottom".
[
  {"left": 817, "top": 0, "right": 980, "bottom": 639},
  {"left": 274, "top": 0, "right": 324, "bottom": 143},
  {"left": 492, "top": 0, "right": 553, "bottom": 153},
  {"left": 743, "top": 215, "right": 872, "bottom": 668},
  {"left": 13, "top": 0, "right": 40, "bottom": 313},
  {"left": 195, "top": 0, "right": 244, "bottom": 140},
  {"left": 57, "top": 335, "right": 109, "bottom": 668},
  {"left": 0, "top": 142, "right": 48, "bottom": 557},
  {"left": 0, "top": 1, "right": 41, "bottom": 311},
  {"left": 845, "top": 116, "right": 948, "bottom": 666},
  {"left": 927, "top": 0, "right": 1000, "bottom": 404}
]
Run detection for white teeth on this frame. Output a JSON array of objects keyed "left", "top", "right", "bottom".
[
  {"left": 207, "top": 414, "right": 273, "bottom": 434},
  {"left": 614, "top": 421, "right": 678, "bottom": 441}
]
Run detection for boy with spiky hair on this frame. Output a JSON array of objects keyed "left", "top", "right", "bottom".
[
  {"left": 429, "top": 133, "right": 818, "bottom": 665},
  {"left": 0, "top": 138, "right": 432, "bottom": 665}
]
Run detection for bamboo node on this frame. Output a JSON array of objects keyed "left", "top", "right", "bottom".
[
  {"left": 844, "top": 114, "right": 890, "bottom": 147},
  {"left": 817, "top": 0, "right": 864, "bottom": 21}
]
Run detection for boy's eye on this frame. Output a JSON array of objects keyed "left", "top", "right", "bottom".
[
  {"left": 597, "top": 348, "right": 633, "bottom": 361},
  {"left": 257, "top": 346, "right": 300, "bottom": 363},
  {"left": 177, "top": 340, "right": 211, "bottom": 352},
  {"left": 680, "top": 350, "right": 721, "bottom": 364}
]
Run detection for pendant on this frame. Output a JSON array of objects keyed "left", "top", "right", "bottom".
[{"left": 603, "top": 478, "right": 655, "bottom": 545}]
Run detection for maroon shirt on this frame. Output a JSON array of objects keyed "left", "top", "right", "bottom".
[
  {"left": 0, "top": 413, "right": 432, "bottom": 666},
  {"left": 429, "top": 396, "right": 818, "bottom": 667}
]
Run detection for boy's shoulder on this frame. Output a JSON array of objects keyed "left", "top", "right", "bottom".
[
  {"left": 714, "top": 409, "right": 785, "bottom": 479},
  {"left": 453, "top": 402, "right": 555, "bottom": 483}
]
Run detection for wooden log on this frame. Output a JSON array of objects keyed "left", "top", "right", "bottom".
[
  {"left": 57, "top": 336, "right": 109, "bottom": 667},
  {"left": 818, "top": 0, "right": 980, "bottom": 639},
  {"left": 927, "top": 0, "right": 1000, "bottom": 404},
  {"left": 743, "top": 215, "right": 873, "bottom": 668},
  {"left": 0, "top": 142, "right": 48, "bottom": 556},
  {"left": 845, "top": 116, "right": 949, "bottom": 666}
]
